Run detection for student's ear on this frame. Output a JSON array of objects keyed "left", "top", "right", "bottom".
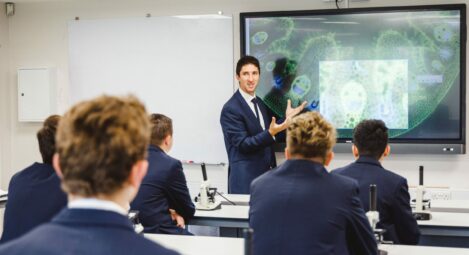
[
  {"left": 52, "top": 153, "right": 63, "bottom": 179},
  {"left": 284, "top": 147, "right": 291, "bottom": 160},
  {"left": 129, "top": 160, "right": 148, "bottom": 189},
  {"left": 382, "top": 145, "right": 391, "bottom": 158},
  {"left": 352, "top": 145, "right": 359, "bottom": 159},
  {"left": 324, "top": 151, "right": 334, "bottom": 166},
  {"left": 164, "top": 135, "right": 172, "bottom": 146}
]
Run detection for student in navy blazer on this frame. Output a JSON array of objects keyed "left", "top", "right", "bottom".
[
  {"left": 250, "top": 112, "right": 377, "bottom": 255},
  {"left": 0, "top": 95, "right": 178, "bottom": 255},
  {"left": 131, "top": 113, "right": 195, "bottom": 235},
  {"left": 332, "top": 119, "right": 420, "bottom": 245},
  {"left": 1, "top": 115, "right": 67, "bottom": 243},
  {"left": 220, "top": 56, "right": 306, "bottom": 194}
]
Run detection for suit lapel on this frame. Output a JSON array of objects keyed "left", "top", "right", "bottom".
[{"left": 234, "top": 90, "right": 263, "bottom": 132}]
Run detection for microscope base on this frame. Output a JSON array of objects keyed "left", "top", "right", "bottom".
[
  {"left": 196, "top": 201, "right": 221, "bottom": 211},
  {"left": 413, "top": 211, "right": 432, "bottom": 221}
]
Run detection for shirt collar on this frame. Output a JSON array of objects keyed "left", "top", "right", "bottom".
[
  {"left": 238, "top": 88, "right": 256, "bottom": 102},
  {"left": 68, "top": 198, "right": 128, "bottom": 216}
]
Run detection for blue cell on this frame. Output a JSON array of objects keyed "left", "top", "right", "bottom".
[
  {"left": 265, "top": 61, "right": 276, "bottom": 72},
  {"left": 434, "top": 25, "right": 453, "bottom": 42},
  {"left": 439, "top": 47, "right": 453, "bottom": 61},
  {"left": 251, "top": 31, "right": 269, "bottom": 45},
  {"left": 290, "top": 75, "right": 311, "bottom": 100}
]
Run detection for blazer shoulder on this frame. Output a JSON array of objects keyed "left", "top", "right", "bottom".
[
  {"left": 330, "top": 166, "right": 346, "bottom": 175},
  {"left": 250, "top": 167, "right": 276, "bottom": 190},
  {"left": 381, "top": 167, "right": 407, "bottom": 186},
  {"left": 330, "top": 172, "right": 359, "bottom": 190}
]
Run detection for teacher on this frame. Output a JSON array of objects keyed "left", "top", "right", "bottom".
[{"left": 220, "top": 56, "right": 306, "bottom": 194}]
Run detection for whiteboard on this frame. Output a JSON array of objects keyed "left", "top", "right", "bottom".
[{"left": 68, "top": 16, "right": 233, "bottom": 163}]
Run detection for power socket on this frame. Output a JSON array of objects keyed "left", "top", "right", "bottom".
[{"left": 431, "top": 190, "right": 452, "bottom": 200}]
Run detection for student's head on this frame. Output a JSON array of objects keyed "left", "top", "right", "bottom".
[
  {"left": 54, "top": 95, "right": 150, "bottom": 200},
  {"left": 37, "top": 115, "right": 61, "bottom": 165},
  {"left": 236, "top": 55, "right": 260, "bottom": 96},
  {"left": 286, "top": 112, "right": 336, "bottom": 165},
  {"left": 149, "top": 113, "right": 173, "bottom": 152},
  {"left": 352, "top": 119, "right": 390, "bottom": 160}
]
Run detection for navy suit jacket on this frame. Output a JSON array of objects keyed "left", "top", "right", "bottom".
[
  {"left": 249, "top": 159, "right": 377, "bottom": 255},
  {"left": 332, "top": 156, "right": 420, "bottom": 244},
  {"left": 0, "top": 208, "right": 179, "bottom": 255},
  {"left": 220, "top": 90, "right": 276, "bottom": 194},
  {"left": 130, "top": 145, "right": 195, "bottom": 234},
  {"left": 1, "top": 162, "right": 67, "bottom": 243}
]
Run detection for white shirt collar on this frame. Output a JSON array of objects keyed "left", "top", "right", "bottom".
[
  {"left": 239, "top": 88, "right": 256, "bottom": 102},
  {"left": 68, "top": 198, "right": 128, "bottom": 216}
]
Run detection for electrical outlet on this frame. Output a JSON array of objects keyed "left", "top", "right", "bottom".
[{"left": 431, "top": 190, "right": 452, "bottom": 200}]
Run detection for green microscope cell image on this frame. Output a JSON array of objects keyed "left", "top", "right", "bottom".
[{"left": 246, "top": 10, "right": 461, "bottom": 138}]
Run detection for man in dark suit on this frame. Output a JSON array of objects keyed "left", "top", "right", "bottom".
[
  {"left": 131, "top": 113, "right": 195, "bottom": 235},
  {"left": 0, "top": 95, "right": 178, "bottom": 255},
  {"left": 250, "top": 112, "right": 377, "bottom": 255},
  {"left": 332, "top": 119, "right": 420, "bottom": 245},
  {"left": 220, "top": 55, "right": 306, "bottom": 194},
  {"left": 1, "top": 115, "right": 67, "bottom": 243}
]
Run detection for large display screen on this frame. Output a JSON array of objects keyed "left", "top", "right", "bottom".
[{"left": 241, "top": 5, "right": 466, "bottom": 144}]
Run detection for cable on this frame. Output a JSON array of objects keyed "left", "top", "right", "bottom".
[
  {"left": 216, "top": 191, "right": 237, "bottom": 205},
  {"left": 336, "top": 0, "right": 340, "bottom": 9}
]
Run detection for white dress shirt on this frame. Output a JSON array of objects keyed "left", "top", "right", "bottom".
[{"left": 239, "top": 89, "right": 266, "bottom": 130}]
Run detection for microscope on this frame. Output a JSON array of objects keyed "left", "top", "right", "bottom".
[
  {"left": 412, "top": 165, "right": 432, "bottom": 220},
  {"left": 194, "top": 163, "right": 221, "bottom": 210},
  {"left": 366, "top": 184, "right": 390, "bottom": 255},
  {"left": 366, "top": 184, "right": 387, "bottom": 244},
  {"left": 128, "top": 210, "right": 144, "bottom": 234}
]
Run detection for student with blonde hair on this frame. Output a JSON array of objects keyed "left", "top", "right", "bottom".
[{"left": 249, "top": 112, "right": 377, "bottom": 255}]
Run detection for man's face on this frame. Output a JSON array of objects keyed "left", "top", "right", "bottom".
[{"left": 236, "top": 63, "right": 260, "bottom": 96}]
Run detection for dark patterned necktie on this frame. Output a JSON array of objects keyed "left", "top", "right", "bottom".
[{"left": 251, "top": 98, "right": 261, "bottom": 125}]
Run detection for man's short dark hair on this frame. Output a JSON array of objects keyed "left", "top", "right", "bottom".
[
  {"left": 149, "top": 113, "right": 173, "bottom": 146},
  {"left": 37, "top": 115, "right": 60, "bottom": 165},
  {"left": 236, "top": 55, "right": 260, "bottom": 76},
  {"left": 353, "top": 119, "right": 389, "bottom": 160}
]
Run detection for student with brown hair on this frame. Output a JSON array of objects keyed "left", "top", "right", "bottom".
[
  {"left": 249, "top": 112, "right": 377, "bottom": 255},
  {"left": 1, "top": 115, "right": 67, "bottom": 243},
  {"left": 0, "top": 95, "right": 178, "bottom": 255},
  {"left": 131, "top": 113, "right": 195, "bottom": 235}
]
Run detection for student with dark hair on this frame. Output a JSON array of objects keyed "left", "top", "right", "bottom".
[
  {"left": 250, "top": 112, "right": 377, "bottom": 255},
  {"left": 333, "top": 119, "right": 420, "bottom": 245},
  {"left": 0, "top": 95, "right": 179, "bottom": 255},
  {"left": 1, "top": 115, "right": 67, "bottom": 243},
  {"left": 220, "top": 55, "right": 306, "bottom": 194},
  {"left": 130, "top": 113, "right": 195, "bottom": 235}
]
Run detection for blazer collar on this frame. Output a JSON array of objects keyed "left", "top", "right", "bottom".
[
  {"left": 356, "top": 156, "right": 383, "bottom": 168},
  {"left": 281, "top": 159, "right": 329, "bottom": 175},
  {"left": 149, "top": 145, "right": 164, "bottom": 153},
  {"left": 32, "top": 162, "right": 56, "bottom": 174},
  {"left": 52, "top": 208, "right": 134, "bottom": 232}
]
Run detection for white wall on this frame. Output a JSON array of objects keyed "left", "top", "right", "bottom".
[
  {"left": 1, "top": 0, "right": 468, "bottom": 192},
  {"left": 0, "top": 3, "right": 11, "bottom": 189}
]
